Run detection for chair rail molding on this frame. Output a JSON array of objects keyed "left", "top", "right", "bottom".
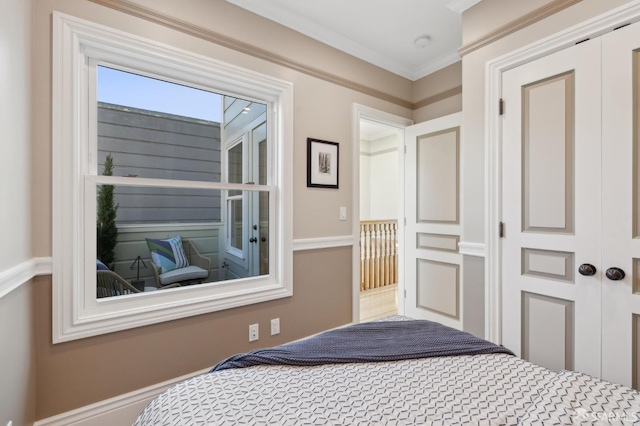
[
  {"left": 0, "top": 257, "right": 53, "bottom": 299},
  {"left": 292, "top": 236, "right": 354, "bottom": 251},
  {"left": 458, "top": 242, "right": 486, "bottom": 257}
]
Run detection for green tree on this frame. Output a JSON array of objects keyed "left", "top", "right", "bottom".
[{"left": 97, "top": 153, "right": 119, "bottom": 268}]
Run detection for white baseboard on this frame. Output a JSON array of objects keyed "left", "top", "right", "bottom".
[
  {"left": 34, "top": 367, "right": 210, "bottom": 426},
  {"left": 0, "top": 257, "right": 52, "bottom": 299}
]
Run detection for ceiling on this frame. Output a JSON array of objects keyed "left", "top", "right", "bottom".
[
  {"left": 360, "top": 120, "right": 398, "bottom": 142},
  {"left": 225, "top": 0, "right": 481, "bottom": 81}
]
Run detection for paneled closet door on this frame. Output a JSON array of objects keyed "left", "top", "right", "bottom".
[
  {"left": 501, "top": 38, "right": 602, "bottom": 378},
  {"left": 601, "top": 21, "right": 640, "bottom": 388}
]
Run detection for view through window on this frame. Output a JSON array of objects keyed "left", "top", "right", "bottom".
[{"left": 96, "top": 66, "right": 270, "bottom": 298}]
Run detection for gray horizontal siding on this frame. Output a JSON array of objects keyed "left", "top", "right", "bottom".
[{"left": 98, "top": 103, "right": 222, "bottom": 224}]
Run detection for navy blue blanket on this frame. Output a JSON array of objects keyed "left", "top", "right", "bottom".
[{"left": 211, "top": 319, "right": 514, "bottom": 372}]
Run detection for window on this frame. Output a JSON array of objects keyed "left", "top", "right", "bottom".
[{"left": 52, "top": 13, "right": 293, "bottom": 342}]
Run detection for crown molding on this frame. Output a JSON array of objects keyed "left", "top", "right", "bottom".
[
  {"left": 226, "top": 0, "right": 418, "bottom": 80},
  {"left": 88, "top": 0, "right": 413, "bottom": 108},
  {"left": 459, "top": 0, "right": 582, "bottom": 57},
  {"left": 446, "top": 0, "right": 482, "bottom": 14},
  {"left": 412, "top": 51, "right": 461, "bottom": 81}
]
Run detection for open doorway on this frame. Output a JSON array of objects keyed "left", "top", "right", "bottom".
[{"left": 358, "top": 119, "right": 402, "bottom": 322}]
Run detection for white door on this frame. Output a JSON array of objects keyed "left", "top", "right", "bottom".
[
  {"left": 601, "top": 22, "right": 640, "bottom": 388},
  {"left": 404, "top": 112, "right": 463, "bottom": 330},
  {"left": 501, "top": 38, "right": 603, "bottom": 378},
  {"left": 222, "top": 116, "right": 267, "bottom": 280}
]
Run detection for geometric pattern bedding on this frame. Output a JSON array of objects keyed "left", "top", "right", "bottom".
[
  {"left": 518, "top": 370, "right": 640, "bottom": 425},
  {"left": 134, "top": 353, "right": 555, "bottom": 425},
  {"left": 133, "top": 315, "right": 640, "bottom": 425}
]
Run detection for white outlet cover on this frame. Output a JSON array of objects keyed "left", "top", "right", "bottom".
[
  {"left": 271, "top": 318, "right": 280, "bottom": 335},
  {"left": 249, "top": 323, "right": 259, "bottom": 342}
]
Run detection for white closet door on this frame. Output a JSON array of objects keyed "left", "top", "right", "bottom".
[
  {"left": 501, "top": 38, "right": 602, "bottom": 378},
  {"left": 601, "top": 21, "right": 640, "bottom": 388}
]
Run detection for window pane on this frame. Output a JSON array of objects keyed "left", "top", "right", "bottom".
[
  {"left": 111, "top": 185, "right": 222, "bottom": 225},
  {"left": 222, "top": 190, "right": 270, "bottom": 281},
  {"left": 228, "top": 142, "right": 243, "bottom": 197},
  {"left": 97, "top": 66, "right": 222, "bottom": 182},
  {"left": 258, "top": 138, "right": 267, "bottom": 185},
  {"left": 259, "top": 191, "right": 269, "bottom": 275},
  {"left": 229, "top": 198, "right": 243, "bottom": 250},
  {"left": 96, "top": 183, "right": 220, "bottom": 298}
]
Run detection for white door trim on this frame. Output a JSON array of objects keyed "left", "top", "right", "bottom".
[
  {"left": 485, "top": 0, "right": 640, "bottom": 344},
  {"left": 352, "top": 104, "right": 413, "bottom": 324}
]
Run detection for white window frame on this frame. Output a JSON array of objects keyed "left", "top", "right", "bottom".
[{"left": 52, "top": 12, "right": 293, "bottom": 343}]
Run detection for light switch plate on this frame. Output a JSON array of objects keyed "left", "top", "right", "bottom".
[{"left": 340, "top": 207, "right": 347, "bottom": 221}]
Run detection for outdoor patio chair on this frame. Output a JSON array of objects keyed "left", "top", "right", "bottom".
[
  {"left": 148, "top": 239, "right": 211, "bottom": 288},
  {"left": 97, "top": 269, "right": 142, "bottom": 298}
]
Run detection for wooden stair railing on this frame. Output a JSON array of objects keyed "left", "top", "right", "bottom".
[{"left": 360, "top": 220, "right": 398, "bottom": 291}]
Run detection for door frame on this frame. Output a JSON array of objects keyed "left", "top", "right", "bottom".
[
  {"left": 352, "top": 104, "right": 413, "bottom": 324},
  {"left": 485, "top": 1, "right": 640, "bottom": 344}
]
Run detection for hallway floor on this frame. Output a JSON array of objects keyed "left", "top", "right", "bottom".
[{"left": 359, "top": 283, "right": 398, "bottom": 322}]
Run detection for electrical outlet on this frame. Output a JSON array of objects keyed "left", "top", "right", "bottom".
[
  {"left": 249, "top": 323, "right": 259, "bottom": 342},
  {"left": 271, "top": 318, "right": 280, "bottom": 335}
]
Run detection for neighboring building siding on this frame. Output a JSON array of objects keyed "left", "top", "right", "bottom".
[{"left": 97, "top": 102, "right": 222, "bottom": 224}]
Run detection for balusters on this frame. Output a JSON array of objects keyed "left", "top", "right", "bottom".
[{"left": 359, "top": 220, "right": 398, "bottom": 291}]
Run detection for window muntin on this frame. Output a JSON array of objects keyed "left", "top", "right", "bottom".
[{"left": 53, "top": 13, "right": 293, "bottom": 342}]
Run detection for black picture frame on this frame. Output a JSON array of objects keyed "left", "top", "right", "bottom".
[{"left": 307, "top": 138, "right": 339, "bottom": 189}]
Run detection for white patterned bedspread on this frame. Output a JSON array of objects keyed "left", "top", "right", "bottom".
[
  {"left": 518, "top": 370, "right": 640, "bottom": 425},
  {"left": 134, "top": 353, "right": 554, "bottom": 425}
]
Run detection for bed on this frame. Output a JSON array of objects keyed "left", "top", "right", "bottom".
[{"left": 134, "top": 317, "right": 640, "bottom": 425}]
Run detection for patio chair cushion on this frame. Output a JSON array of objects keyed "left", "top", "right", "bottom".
[
  {"left": 96, "top": 259, "right": 109, "bottom": 270},
  {"left": 146, "top": 235, "right": 189, "bottom": 274},
  {"left": 158, "top": 265, "right": 209, "bottom": 286}
]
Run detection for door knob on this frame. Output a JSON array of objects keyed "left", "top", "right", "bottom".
[
  {"left": 605, "top": 267, "right": 625, "bottom": 281},
  {"left": 578, "top": 263, "right": 597, "bottom": 276},
  {"left": 249, "top": 237, "right": 258, "bottom": 244}
]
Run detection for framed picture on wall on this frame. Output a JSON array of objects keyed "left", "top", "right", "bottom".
[{"left": 307, "top": 138, "right": 339, "bottom": 189}]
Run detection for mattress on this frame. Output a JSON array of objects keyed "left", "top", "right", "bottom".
[{"left": 134, "top": 317, "right": 640, "bottom": 425}]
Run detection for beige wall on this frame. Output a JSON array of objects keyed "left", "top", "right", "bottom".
[
  {"left": 0, "top": 283, "right": 36, "bottom": 426},
  {"left": 35, "top": 247, "right": 352, "bottom": 418},
  {"left": 462, "top": 0, "right": 556, "bottom": 44},
  {"left": 413, "top": 61, "right": 462, "bottom": 123},
  {"left": 1, "top": 0, "right": 32, "bottom": 271},
  {"left": 0, "top": 0, "right": 36, "bottom": 425},
  {"left": 30, "top": 0, "right": 412, "bottom": 419}
]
